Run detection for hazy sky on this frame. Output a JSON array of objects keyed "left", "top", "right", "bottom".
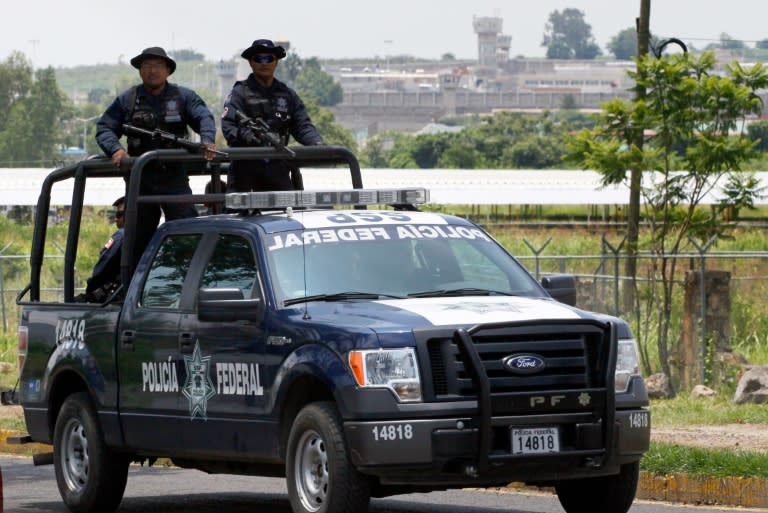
[{"left": 4, "top": 0, "right": 767, "bottom": 68}]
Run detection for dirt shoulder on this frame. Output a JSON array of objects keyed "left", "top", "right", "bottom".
[
  {"left": 651, "top": 423, "right": 768, "bottom": 453},
  {"left": 0, "top": 404, "right": 22, "bottom": 420}
]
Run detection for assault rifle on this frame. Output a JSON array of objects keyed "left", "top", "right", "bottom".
[
  {"left": 234, "top": 110, "right": 296, "bottom": 157},
  {"left": 122, "top": 124, "right": 228, "bottom": 157}
]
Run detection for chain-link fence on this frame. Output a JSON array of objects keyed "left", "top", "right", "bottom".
[
  {"left": 0, "top": 253, "right": 66, "bottom": 333},
  {"left": 3, "top": 246, "right": 767, "bottom": 385}
]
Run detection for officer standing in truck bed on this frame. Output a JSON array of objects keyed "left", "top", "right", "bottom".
[
  {"left": 95, "top": 46, "right": 217, "bottom": 262},
  {"left": 221, "top": 39, "right": 324, "bottom": 192}
]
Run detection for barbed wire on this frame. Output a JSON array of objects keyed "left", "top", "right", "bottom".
[{"left": 660, "top": 36, "right": 767, "bottom": 46}]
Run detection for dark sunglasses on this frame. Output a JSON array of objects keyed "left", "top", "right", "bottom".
[
  {"left": 251, "top": 54, "right": 276, "bottom": 64},
  {"left": 114, "top": 210, "right": 125, "bottom": 218}
]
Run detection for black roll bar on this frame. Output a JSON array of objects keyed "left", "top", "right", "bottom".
[{"left": 19, "top": 146, "right": 363, "bottom": 303}]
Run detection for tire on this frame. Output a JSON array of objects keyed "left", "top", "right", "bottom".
[
  {"left": 555, "top": 461, "right": 639, "bottom": 513},
  {"left": 53, "top": 392, "right": 129, "bottom": 513},
  {"left": 286, "top": 401, "right": 371, "bottom": 513}
]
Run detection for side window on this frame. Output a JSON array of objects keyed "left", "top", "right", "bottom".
[
  {"left": 200, "top": 234, "right": 258, "bottom": 298},
  {"left": 140, "top": 234, "right": 202, "bottom": 308}
]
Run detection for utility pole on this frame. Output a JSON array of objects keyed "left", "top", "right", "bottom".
[{"left": 624, "top": 0, "right": 650, "bottom": 312}]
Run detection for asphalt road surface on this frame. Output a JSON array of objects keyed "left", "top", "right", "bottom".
[{"left": 1, "top": 455, "right": 756, "bottom": 513}]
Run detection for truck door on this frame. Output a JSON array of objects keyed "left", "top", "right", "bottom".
[
  {"left": 174, "top": 232, "right": 274, "bottom": 458},
  {"left": 117, "top": 232, "right": 203, "bottom": 451}
]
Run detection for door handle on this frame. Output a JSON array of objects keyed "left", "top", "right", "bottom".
[
  {"left": 121, "top": 330, "right": 135, "bottom": 352},
  {"left": 178, "top": 332, "right": 194, "bottom": 354}
]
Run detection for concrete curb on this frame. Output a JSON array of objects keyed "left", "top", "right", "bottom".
[
  {"left": 0, "top": 429, "right": 50, "bottom": 457},
  {"left": 636, "top": 471, "right": 768, "bottom": 508},
  {"left": 2, "top": 429, "right": 766, "bottom": 508}
]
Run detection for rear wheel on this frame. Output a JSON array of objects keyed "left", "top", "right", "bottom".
[
  {"left": 286, "top": 401, "right": 370, "bottom": 513},
  {"left": 53, "top": 392, "right": 129, "bottom": 513},
  {"left": 555, "top": 461, "right": 639, "bottom": 513}
]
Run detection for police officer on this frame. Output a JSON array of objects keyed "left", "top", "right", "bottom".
[
  {"left": 78, "top": 197, "right": 125, "bottom": 302},
  {"left": 95, "top": 46, "right": 217, "bottom": 262},
  {"left": 221, "top": 39, "right": 324, "bottom": 192}
]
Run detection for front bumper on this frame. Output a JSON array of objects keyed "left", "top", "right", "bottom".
[{"left": 344, "top": 408, "right": 650, "bottom": 485}]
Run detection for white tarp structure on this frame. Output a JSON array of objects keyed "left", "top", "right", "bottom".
[{"left": 2, "top": 167, "right": 767, "bottom": 206}]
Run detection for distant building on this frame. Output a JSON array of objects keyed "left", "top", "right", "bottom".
[
  {"left": 216, "top": 60, "right": 237, "bottom": 98},
  {"left": 503, "top": 59, "right": 635, "bottom": 95},
  {"left": 472, "top": 15, "right": 511, "bottom": 68}
]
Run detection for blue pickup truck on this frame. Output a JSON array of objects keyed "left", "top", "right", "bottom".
[{"left": 12, "top": 147, "right": 649, "bottom": 513}]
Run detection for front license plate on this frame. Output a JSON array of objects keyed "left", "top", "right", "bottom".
[{"left": 511, "top": 427, "right": 560, "bottom": 455}]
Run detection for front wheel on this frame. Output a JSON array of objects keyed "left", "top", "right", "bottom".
[
  {"left": 555, "top": 461, "right": 639, "bottom": 513},
  {"left": 53, "top": 392, "right": 129, "bottom": 513},
  {"left": 286, "top": 401, "right": 370, "bottom": 513}
]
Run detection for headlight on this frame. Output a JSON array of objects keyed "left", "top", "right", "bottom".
[
  {"left": 348, "top": 348, "right": 422, "bottom": 402},
  {"left": 615, "top": 338, "right": 641, "bottom": 393}
]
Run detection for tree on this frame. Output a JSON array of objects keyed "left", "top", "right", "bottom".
[
  {"left": 608, "top": 27, "right": 637, "bottom": 60},
  {"left": 718, "top": 33, "right": 745, "bottom": 50},
  {"left": 566, "top": 52, "right": 768, "bottom": 386},
  {"left": 356, "top": 111, "right": 592, "bottom": 171},
  {"left": 757, "top": 39, "right": 768, "bottom": 50},
  {"left": 0, "top": 51, "right": 33, "bottom": 132},
  {"left": 436, "top": 138, "right": 482, "bottom": 168},
  {"left": 747, "top": 120, "right": 768, "bottom": 152},
  {"left": 0, "top": 66, "right": 70, "bottom": 165},
  {"left": 359, "top": 136, "right": 389, "bottom": 168},
  {"left": 172, "top": 48, "right": 205, "bottom": 62},
  {"left": 304, "top": 101, "right": 356, "bottom": 151},
  {"left": 541, "top": 8, "right": 602, "bottom": 60},
  {"left": 275, "top": 53, "right": 303, "bottom": 86},
  {"left": 87, "top": 87, "right": 112, "bottom": 106},
  {"left": 294, "top": 58, "right": 343, "bottom": 107},
  {"left": 560, "top": 94, "right": 578, "bottom": 110},
  {"left": 503, "top": 138, "right": 561, "bottom": 168}
]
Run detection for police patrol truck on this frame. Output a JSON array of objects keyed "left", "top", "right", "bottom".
[{"left": 10, "top": 147, "right": 650, "bottom": 513}]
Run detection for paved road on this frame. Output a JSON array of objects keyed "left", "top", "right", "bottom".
[{"left": 1, "top": 455, "right": 757, "bottom": 513}]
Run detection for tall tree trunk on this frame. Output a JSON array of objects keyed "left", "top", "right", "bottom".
[{"left": 624, "top": 0, "right": 651, "bottom": 312}]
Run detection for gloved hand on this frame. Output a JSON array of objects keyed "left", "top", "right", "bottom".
[{"left": 241, "top": 129, "right": 261, "bottom": 146}]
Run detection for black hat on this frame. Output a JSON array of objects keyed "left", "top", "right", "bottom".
[
  {"left": 241, "top": 39, "right": 286, "bottom": 60},
  {"left": 130, "top": 47, "right": 176, "bottom": 74}
]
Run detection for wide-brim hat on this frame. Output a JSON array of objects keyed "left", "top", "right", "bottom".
[
  {"left": 241, "top": 39, "right": 286, "bottom": 60},
  {"left": 130, "top": 47, "right": 176, "bottom": 74}
]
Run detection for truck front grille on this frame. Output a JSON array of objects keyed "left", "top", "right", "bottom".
[{"left": 416, "top": 322, "right": 610, "bottom": 408}]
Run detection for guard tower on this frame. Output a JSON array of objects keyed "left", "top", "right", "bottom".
[
  {"left": 439, "top": 73, "right": 461, "bottom": 118},
  {"left": 473, "top": 16, "right": 503, "bottom": 66},
  {"left": 216, "top": 60, "right": 237, "bottom": 98}
]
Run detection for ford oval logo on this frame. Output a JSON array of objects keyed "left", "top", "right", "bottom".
[{"left": 502, "top": 354, "right": 546, "bottom": 375}]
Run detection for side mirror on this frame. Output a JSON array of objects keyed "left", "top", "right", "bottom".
[
  {"left": 198, "top": 287, "right": 263, "bottom": 322},
  {"left": 541, "top": 274, "right": 577, "bottom": 306}
]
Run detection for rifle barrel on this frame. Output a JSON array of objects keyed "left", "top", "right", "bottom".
[{"left": 122, "top": 124, "right": 227, "bottom": 157}]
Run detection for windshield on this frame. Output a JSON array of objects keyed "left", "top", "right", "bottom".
[{"left": 264, "top": 222, "right": 543, "bottom": 306}]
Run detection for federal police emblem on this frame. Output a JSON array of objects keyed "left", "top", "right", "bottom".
[{"left": 182, "top": 341, "right": 216, "bottom": 419}]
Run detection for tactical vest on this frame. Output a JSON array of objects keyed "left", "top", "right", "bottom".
[
  {"left": 238, "top": 81, "right": 292, "bottom": 145},
  {"left": 126, "top": 84, "right": 188, "bottom": 156}
]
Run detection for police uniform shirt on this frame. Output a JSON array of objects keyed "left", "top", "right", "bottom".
[
  {"left": 221, "top": 75, "right": 323, "bottom": 148},
  {"left": 86, "top": 228, "right": 124, "bottom": 293},
  {"left": 95, "top": 83, "right": 217, "bottom": 158}
]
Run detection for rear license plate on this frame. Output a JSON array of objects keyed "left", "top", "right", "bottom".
[{"left": 511, "top": 427, "right": 560, "bottom": 455}]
